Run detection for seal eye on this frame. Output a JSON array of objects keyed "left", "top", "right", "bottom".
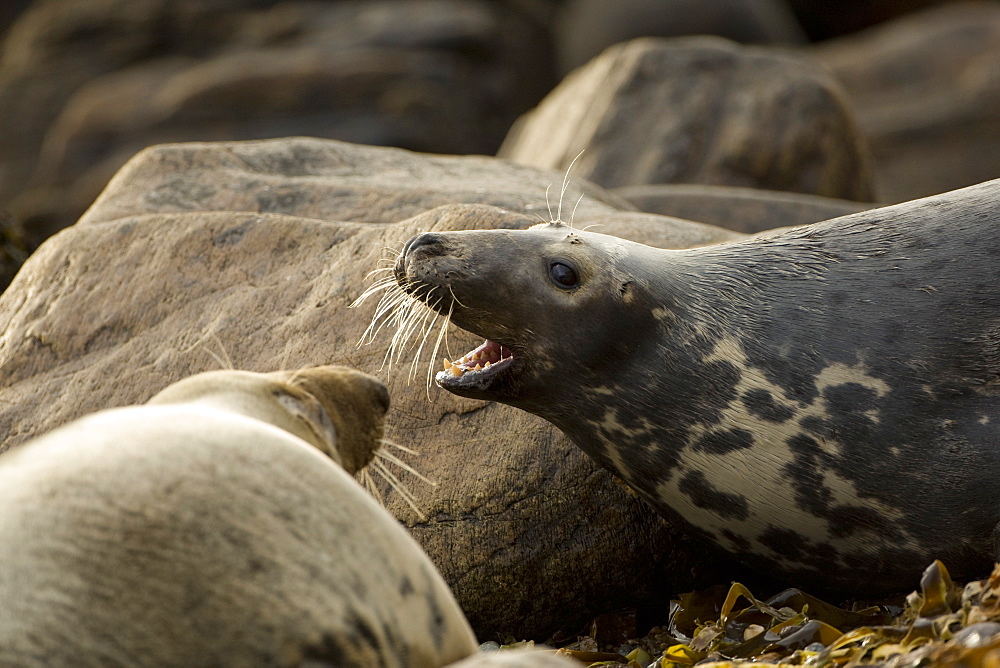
[{"left": 548, "top": 261, "right": 579, "bottom": 289}]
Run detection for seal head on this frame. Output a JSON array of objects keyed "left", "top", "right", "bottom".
[
  {"left": 397, "top": 224, "right": 664, "bottom": 412},
  {"left": 147, "top": 366, "right": 390, "bottom": 474},
  {"left": 394, "top": 191, "right": 1000, "bottom": 595}
]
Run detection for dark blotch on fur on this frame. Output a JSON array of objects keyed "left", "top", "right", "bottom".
[
  {"left": 693, "top": 428, "right": 755, "bottom": 455},
  {"left": 742, "top": 388, "right": 795, "bottom": 423},
  {"left": 679, "top": 471, "right": 750, "bottom": 521}
]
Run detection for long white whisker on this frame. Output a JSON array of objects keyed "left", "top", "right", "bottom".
[
  {"left": 570, "top": 193, "right": 585, "bottom": 229},
  {"left": 557, "top": 149, "right": 586, "bottom": 224},
  {"left": 392, "top": 289, "right": 438, "bottom": 370},
  {"left": 375, "top": 450, "right": 438, "bottom": 487},
  {"left": 425, "top": 299, "right": 454, "bottom": 397},
  {"left": 378, "top": 437, "right": 418, "bottom": 455},
  {"left": 446, "top": 284, "right": 466, "bottom": 309},
  {"left": 361, "top": 469, "right": 385, "bottom": 507},
  {"left": 408, "top": 296, "right": 443, "bottom": 383},
  {"left": 545, "top": 183, "right": 554, "bottom": 223},
  {"left": 371, "top": 459, "right": 426, "bottom": 520},
  {"left": 201, "top": 345, "right": 230, "bottom": 371}
]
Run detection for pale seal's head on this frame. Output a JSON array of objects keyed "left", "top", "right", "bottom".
[
  {"left": 148, "top": 365, "right": 390, "bottom": 474},
  {"left": 0, "top": 364, "right": 476, "bottom": 666}
]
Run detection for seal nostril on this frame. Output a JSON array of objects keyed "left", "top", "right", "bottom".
[
  {"left": 371, "top": 380, "right": 390, "bottom": 415},
  {"left": 403, "top": 232, "right": 443, "bottom": 257}
]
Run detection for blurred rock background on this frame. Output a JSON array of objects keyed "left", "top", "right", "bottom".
[{"left": 1, "top": 0, "right": 998, "bottom": 289}]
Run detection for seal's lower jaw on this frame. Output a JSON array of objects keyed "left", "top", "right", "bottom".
[{"left": 435, "top": 340, "right": 515, "bottom": 395}]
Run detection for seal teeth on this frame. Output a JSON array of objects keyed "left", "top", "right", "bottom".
[{"left": 440, "top": 340, "right": 515, "bottom": 380}]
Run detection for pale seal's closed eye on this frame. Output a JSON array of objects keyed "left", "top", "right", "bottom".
[
  {"left": 389, "top": 182, "right": 1000, "bottom": 595},
  {"left": 0, "top": 365, "right": 478, "bottom": 667}
]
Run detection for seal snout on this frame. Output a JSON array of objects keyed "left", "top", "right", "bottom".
[
  {"left": 401, "top": 232, "right": 446, "bottom": 259},
  {"left": 396, "top": 232, "right": 448, "bottom": 291}
]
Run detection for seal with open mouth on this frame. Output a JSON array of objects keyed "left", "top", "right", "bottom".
[{"left": 389, "top": 182, "right": 1000, "bottom": 594}]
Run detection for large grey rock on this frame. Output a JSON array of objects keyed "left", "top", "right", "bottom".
[
  {"left": 499, "top": 37, "right": 877, "bottom": 202},
  {"left": 0, "top": 138, "right": 744, "bottom": 640},
  {"left": 812, "top": 3, "right": 1000, "bottom": 203}
]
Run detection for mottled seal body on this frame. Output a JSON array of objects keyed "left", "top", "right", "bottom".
[
  {"left": 394, "top": 181, "right": 1000, "bottom": 593},
  {"left": 0, "top": 366, "right": 477, "bottom": 667}
]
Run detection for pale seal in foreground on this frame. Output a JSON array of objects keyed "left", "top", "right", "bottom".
[
  {"left": 0, "top": 366, "right": 478, "bottom": 667},
  {"left": 391, "top": 181, "right": 1000, "bottom": 594}
]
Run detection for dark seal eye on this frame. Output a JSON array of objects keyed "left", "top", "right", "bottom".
[{"left": 548, "top": 261, "right": 579, "bottom": 289}]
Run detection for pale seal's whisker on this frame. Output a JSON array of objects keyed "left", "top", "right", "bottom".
[
  {"left": 200, "top": 344, "right": 232, "bottom": 371},
  {"left": 358, "top": 436, "right": 436, "bottom": 520},
  {"left": 376, "top": 438, "right": 437, "bottom": 487},
  {"left": 370, "top": 458, "right": 428, "bottom": 521},
  {"left": 378, "top": 437, "right": 418, "bottom": 456},
  {"left": 360, "top": 468, "right": 386, "bottom": 506}
]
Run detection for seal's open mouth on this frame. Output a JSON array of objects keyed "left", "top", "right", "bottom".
[{"left": 435, "top": 340, "right": 514, "bottom": 390}]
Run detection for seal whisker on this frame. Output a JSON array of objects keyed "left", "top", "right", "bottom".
[
  {"left": 354, "top": 254, "right": 460, "bottom": 388},
  {"left": 362, "top": 265, "right": 396, "bottom": 280},
  {"left": 351, "top": 274, "right": 398, "bottom": 311},
  {"left": 569, "top": 193, "right": 585, "bottom": 228},
  {"left": 209, "top": 333, "right": 235, "bottom": 370},
  {"left": 357, "top": 286, "right": 410, "bottom": 347},
  {"left": 375, "top": 448, "right": 438, "bottom": 487},
  {"left": 368, "top": 281, "right": 430, "bottom": 364},
  {"left": 425, "top": 298, "right": 455, "bottom": 396},
  {"left": 556, "top": 150, "right": 585, "bottom": 225},
  {"left": 378, "top": 437, "right": 419, "bottom": 455},
  {"left": 360, "top": 468, "right": 386, "bottom": 506},
  {"left": 199, "top": 343, "right": 231, "bottom": 371},
  {"left": 406, "top": 295, "right": 444, "bottom": 383},
  {"left": 393, "top": 289, "right": 439, "bottom": 370},
  {"left": 445, "top": 284, "right": 466, "bottom": 310},
  {"left": 544, "top": 182, "right": 554, "bottom": 223},
  {"left": 370, "top": 458, "right": 427, "bottom": 521},
  {"left": 381, "top": 291, "right": 422, "bottom": 355}
]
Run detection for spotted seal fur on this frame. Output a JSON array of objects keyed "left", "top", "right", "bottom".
[
  {"left": 389, "top": 181, "right": 1000, "bottom": 593},
  {"left": 0, "top": 366, "right": 478, "bottom": 666}
]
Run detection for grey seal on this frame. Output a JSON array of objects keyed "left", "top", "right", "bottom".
[
  {"left": 0, "top": 366, "right": 478, "bottom": 667},
  {"left": 389, "top": 182, "right": 1000, "bottom": 594}
]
